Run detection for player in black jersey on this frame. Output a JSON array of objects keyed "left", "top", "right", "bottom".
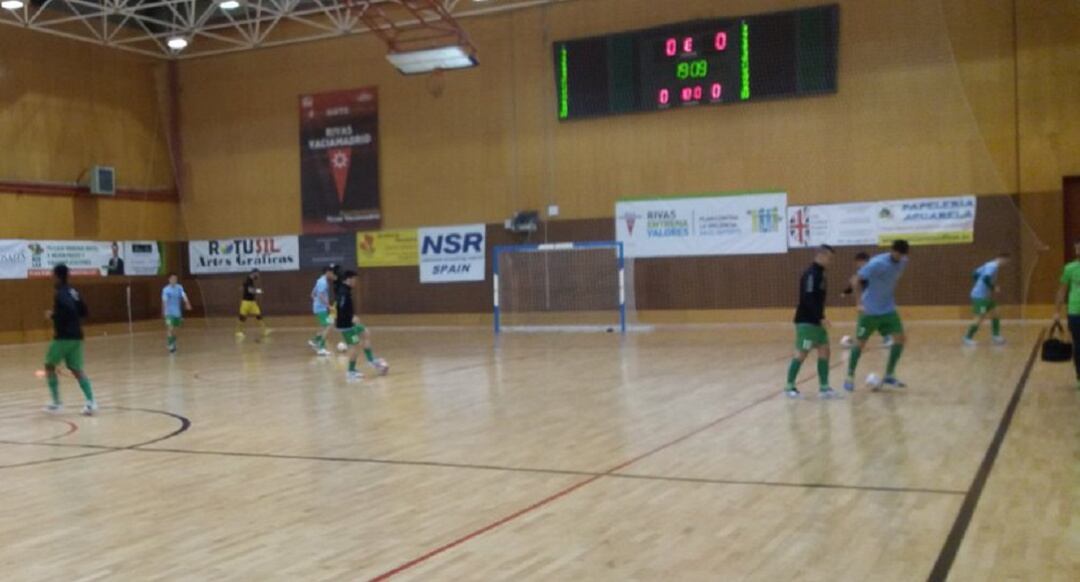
[
  {"left": 335, "top": 271, "right": 389, "bottom": 382},
  {"left": 785, "top": 246, "right": 840, "bottom": 399},
  {"left": 43, "top": 264, "right": 98, "bottom": 415},
  {"left": 236, "top": 269, "right": 270, "bottom": 341}
]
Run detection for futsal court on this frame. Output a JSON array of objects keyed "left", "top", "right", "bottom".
[{"left": 0, "top": 320, "right": 1075, "bottom": 580}]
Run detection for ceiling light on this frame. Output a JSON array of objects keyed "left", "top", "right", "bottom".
[
  {"left": 166, "top": 36, "right": 189, "bottom": 51},
  {"left": 386, "top": 45, "right": 478, "bottom": 75},
  {"left": 1, "top": 0, "right": 25, "bottom": 10},
  {"left": 217, "top": 0, "right": 241, "bottom": 10}
]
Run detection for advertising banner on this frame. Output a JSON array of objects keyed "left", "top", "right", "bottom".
[
  {"left": 0, "top": 240, "right": 29, "bottom": 280},
  {"left": 418, "top": 224, "right": 485, "bottom": 283},
  {"left": 787, "top": 195, "right": 976, "bottom": 248},
  {"left": 787, "top": 203, "right": 878, "bottom": 248},
  {"left": 28, "top": 241, "right": 125, "bottom": 278},
  {"left": 357, "top": 229, "right": 419, "bottom": 268},
  {"left": 615, "top": 193, "right": 788, "bottom": 258},
  {"left": 188, "top": 236, "right": 300, "bottom": 274},
  {"left": 300, "top": 87, "right": 381, "bottom": 234},
  {"left": 123, "top": 241, "right": 165, "bottom": 276},
  {"left": 300, "top": 233, "right": 358, "bottom": 270},
  {"left": 876, "top": 196, "right": 977, "bottom": 245}
]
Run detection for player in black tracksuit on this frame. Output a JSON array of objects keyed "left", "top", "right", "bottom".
[
  {"left": 785, "top": 245, "right": 839, "bottom": 399},
  {"left": 43, "top": 264, "right": 98, "bottom": 415}
]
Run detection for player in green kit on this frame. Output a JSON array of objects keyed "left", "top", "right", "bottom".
[
  {"left": 43, "top": 264, "right": 97, "bottom": 415},
  {"left": 785, "top": 245, "right": 840, "bottom": 399},
  {"left": 162, "top": 273, "right": 193, "bottom": 353},
  {"left": 1053, "top": 240, "right": 1080, "bottom": 390},
  {"left": 335, "top": 271, "right": 389, "bottom": 382},
  {"left": 308, "top": 265, "right": 337, "bottom": 357},
  {"left": 963, "top": 252, "right": 1009, "bottom": 346},
  {"left": 845, "top": 239, "right": 910, "bottom": 392}
]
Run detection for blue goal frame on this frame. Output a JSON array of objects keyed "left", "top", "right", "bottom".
[{"left": 493, "top": 241, "right": 626, "bottom": 334}]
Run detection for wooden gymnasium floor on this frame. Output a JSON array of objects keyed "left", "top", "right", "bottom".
[{"left": 0, "top": 321, "right": 1076, "bottom": 581}]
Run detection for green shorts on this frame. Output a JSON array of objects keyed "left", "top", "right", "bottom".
[
  {"left": 795, "top": 324, "right": 829, "bottom": 352},
  {"left": 45, "top": 340, "right": 85, "bottom": 370},
  {"left": 856, "top": 312, "right": 904, "bottom": 341},
  {"left": 165, "top": 317, "right": 183, "bottom": 328},
  {"left": 972, "top": 299, "right": 997, "bottom": 315},
  {"left": 315, "top": 312, "right": 332, "bottom": 327},
  {"left": 337, "top": 325, "right": 368, "bottom": 346}
]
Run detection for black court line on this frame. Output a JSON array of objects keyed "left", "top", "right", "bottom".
[
  {"left": 0, "top": 406, "right": 190, "bottom": 470},
  {"left": 926, "top": 330, "right": 1045, "bottom": 582},
  {"left": 608, "top": 473, "right": 966, "bottom": 496}
]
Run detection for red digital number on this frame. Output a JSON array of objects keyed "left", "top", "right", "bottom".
[
  {"left": 659, "top": 88, "right": 670, "bottom": 106},
  {"left": 714, "top": 32, "right": 728, "bottom": 51},
  {"left": 665, "top": 38, "right": 677, "bottom": 57},
  {"left": 711, "top": 83, "right": 723, "bottom": 100},
  {"left": 681, "top": 87, "right": 694, "bottom": 102},
  {"left": 693, "top": 85, "right": 703, "bottom": 100},
  {"left": 682, "top": 37, "right": 694, "bottom": 54}
]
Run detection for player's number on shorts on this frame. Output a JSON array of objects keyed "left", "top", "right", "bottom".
[
  {"left": 857, "top": 327, "right": 866, "bottom": 338},
  {"left": 801, "top": 339, "right": 813, "bottom": 351}
]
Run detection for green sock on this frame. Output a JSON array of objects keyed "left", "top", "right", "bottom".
[
  {"left": 316, "top": 336, "right": 326, "bottom": 349},
  {"left": 786, "top": 358, "right": 803, "bottom": 388},
  {"left": 991, "top": 319, "right": 1001, "bottom": 336},
  {"left": 77, "top": 376, "right": 94, "bottom": 402},
  {"left": 847, "top": 346, "right": 862, "bottom": 378},
  {"left": 965, "top": 324, "right": 978, "bottom": 339},
  {"left": 886, "top": 344, "right": 904, "bottom": 377},
  {"left": 168, "top": 336, "right": 176, "bottom": 347},
  {"left": 47, "top": 374, "right": 60, "bottom": 405},
  {"left": 817, "top": 358, "right": 830, "bottom": 389},
  {"left": 364, "top": 348, "right": 375, "bottom": 364},
  {"left": 348, "top": 360, "right": 357, "bottom": 372}
]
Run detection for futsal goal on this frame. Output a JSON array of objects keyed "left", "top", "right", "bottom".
[{"left": 493, "top": 241, "right": 632, "bottom": 333}]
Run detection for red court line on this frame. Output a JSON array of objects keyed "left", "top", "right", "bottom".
[{"left": 368, "top": 392, "right": 777, "bottom": 581}]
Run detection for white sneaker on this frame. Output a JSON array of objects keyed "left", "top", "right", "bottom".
[
  {"left": 882, "top": 336, "right": 894, "bottom": 347},
  {"left": 963, "top": 337, "right": 977, "bottom": 347},
  {"left": 44, "top": 403, "right": 62, "bottom": 413},
  {"left": 991, "top": 336, "right": 1006, "bottom": 345},
  {"left": 307, "top": 339, "right": 320, "bottom": 352},
  {"left": 316, "top": 349, "right": 331, "bottom": 357},
  {"left": 81, "top": 401, "right": 98, "bottom": 416},
  {"left": 371, "top": 358, "right": 390, "bottom": 376},
  {"left": 346, "top": 371, "right": 364, "bottom": 383}
]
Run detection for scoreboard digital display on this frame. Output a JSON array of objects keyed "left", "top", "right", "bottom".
[{"left": 554, "top": 5, "right": 839, "bottom": 121}]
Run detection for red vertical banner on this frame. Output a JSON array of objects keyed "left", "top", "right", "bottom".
[{"left": 300, "top": 87, "right": 381, "bottom": 234}]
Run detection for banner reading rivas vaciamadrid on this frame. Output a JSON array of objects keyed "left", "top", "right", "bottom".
[
  {"left": 419, "top": 224, "right": 485, "bottom": 283},
  {"left": 300, "top": 87, "right": 380, "bottom": 234},
  {"left": 188, "top": 237, "right": 300, "bottom": 274},
  {"left": 616, "top": 193, "right": 788, "bottom": 258}
]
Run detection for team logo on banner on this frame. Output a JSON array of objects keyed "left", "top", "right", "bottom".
[
  {"left": 300, "top": 87, "right": 381, "bottom": 234},
  {"left": 189, "top": 237, "right": 301, "bottom": 274}
]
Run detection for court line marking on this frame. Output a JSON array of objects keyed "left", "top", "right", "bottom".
[
  {"left": 925, "top": 330, "right": 1044, "bottom": 582},
  {"left": 367, "top": 392, "right": 779, "bottom": 581},
  {"left": 0, "top": 407, "right": 191, "bottom": 470}
]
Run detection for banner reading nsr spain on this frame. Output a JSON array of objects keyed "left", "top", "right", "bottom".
[{"left": 188, "top": 237, "right": 300, "bottom": 274}]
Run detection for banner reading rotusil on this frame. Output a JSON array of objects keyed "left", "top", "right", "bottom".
[{"left": 300, "top": 87, "right": 381, "bottom": 234}]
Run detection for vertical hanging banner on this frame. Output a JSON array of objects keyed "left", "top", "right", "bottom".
[{"left": 299, "top": 87, "right": 381, "bottom": 234}]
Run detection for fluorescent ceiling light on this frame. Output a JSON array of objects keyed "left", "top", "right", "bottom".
[
  {"left": 166, "top": 36, "right": 189, "bottom": 51},
  {"left": 1, "top": 0, "right": 25, "bottom": 10},
  {"left": 386, "top": 46, "right": 478, "bottom": 75},
  {"left": 218, "top": 0, "right": 241, "bottom": 10}
]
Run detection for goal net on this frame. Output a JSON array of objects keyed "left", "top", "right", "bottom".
[{"left": 494, "top": 241, "right": 632, "bottom": 333}]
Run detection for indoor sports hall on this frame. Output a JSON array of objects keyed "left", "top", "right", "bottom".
[{"left": 0, "top": 1, "right": 1077, "bottom": 580}]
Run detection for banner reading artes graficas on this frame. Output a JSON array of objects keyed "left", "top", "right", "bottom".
[{"left": 300, "top": 87, "right": 381, "bottom": 234}]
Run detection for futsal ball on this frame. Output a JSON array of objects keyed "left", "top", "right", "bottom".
[
  {"left": 866, "top": 373, "right": 881, "bottom": 388},
  {"left": 336, "top": 342, "right": 348, "bottom": 353},
  {"left": 840, "top": 335, "right": 854, "bottom": 348},
  {"left": 375, "top": 358, "right": 390, "bottom": 376}
]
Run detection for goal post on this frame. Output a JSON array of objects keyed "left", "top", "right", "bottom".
[{"left": 493, "top": 241, "right": 628, "bottom": 334}]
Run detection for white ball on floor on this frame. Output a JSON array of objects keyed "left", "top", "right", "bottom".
[
  {"left": 866, "top": 373, "right": 880, "bottom": 387},
  {"left": 840, "top": 335, "right": 854, "bottom": 348},
  {"left": 375, "top": 358, "right": 390, "bottom": 376},
  {"left": 337, "top": 342, "right": 348, "bottom": 352}
]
